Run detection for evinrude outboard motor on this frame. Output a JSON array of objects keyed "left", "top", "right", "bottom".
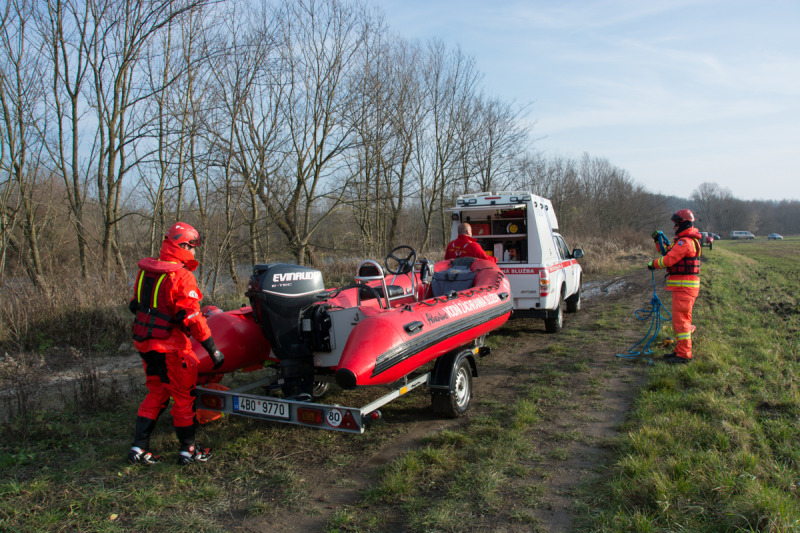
[{"left": 246, "top": 263, "right": 325, "bottom": 398}]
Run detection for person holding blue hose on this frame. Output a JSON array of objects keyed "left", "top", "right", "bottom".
[{"left": 648, "top": 209, "right": 702, "bottom": 364}]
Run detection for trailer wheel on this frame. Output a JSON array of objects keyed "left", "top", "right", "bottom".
[
  {"left": 312, "top": 381, "right": 330, "bottom": 398},
  {"left": 544, "top": 292, "right": 564, "bottom": 333},
  {"left": 432, "top": 357, "right": 473, "bottom": 417}
]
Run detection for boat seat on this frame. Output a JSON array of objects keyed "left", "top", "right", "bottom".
[
  {"left": 354, "top": 260, "right": 409, "bottom": 305},
  {"left": 357, "top": 262, "right": 384, "bottom": 278},
  {"left": 432, "top": 264, "right": 476, "bottom": 297},
  {"left": 359, "top": 284, "right": 405, "bottom": 300}
]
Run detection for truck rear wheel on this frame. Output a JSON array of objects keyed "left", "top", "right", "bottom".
[
  {"left": 544, "top": 293, "right": 564, "bottom": 333},
  {"left": 566, "top": 283, "right": 581, "bottom": 313}
]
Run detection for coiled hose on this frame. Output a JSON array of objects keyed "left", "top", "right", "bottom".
[{"left": 616, "top": 270, "right": 672, "bottom": 362}]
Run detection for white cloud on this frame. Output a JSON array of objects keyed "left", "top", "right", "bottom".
[{"left": 378, "top": 0, "right": 800, "bottom": 200}]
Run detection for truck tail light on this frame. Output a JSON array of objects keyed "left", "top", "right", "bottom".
[{"left": 539, "top": 269, "right": 550, "bottom": 296}]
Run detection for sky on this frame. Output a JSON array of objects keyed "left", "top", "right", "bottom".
[{"left": 378, "top": 0, "right": 800, "bottom": 201}]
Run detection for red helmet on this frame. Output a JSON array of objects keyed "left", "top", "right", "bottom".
[
  {"left": 671, "top": 209, "right": 695, "bottom": 224},
  {"left": 165, "top": 222, "right": 201, "bottom": 247}
]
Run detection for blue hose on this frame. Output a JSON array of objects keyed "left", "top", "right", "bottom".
[
  {"left": 616, "top": 270, "right": 672, "bottom": 362},
  {"left": 655, "top": 230, "right": 671, "bottom": 256}
]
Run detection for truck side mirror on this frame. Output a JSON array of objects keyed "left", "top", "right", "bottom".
[{"left": 572, "top": 249, "right": 584, "bottom": 259}]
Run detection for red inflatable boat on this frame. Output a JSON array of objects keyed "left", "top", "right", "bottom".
[{"left": 193, "top": 246, "right": 512, "bottom": 432}]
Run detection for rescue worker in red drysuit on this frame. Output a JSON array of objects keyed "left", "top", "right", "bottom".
[
  {"left": 445, "top": 223, "right": 497, "bottom": 263},
  {"left": 648, "top": 209, "right": 701, "bottom": 364},
  {"left": 128, "top": 222, "right": 225, "bottom": 465}
]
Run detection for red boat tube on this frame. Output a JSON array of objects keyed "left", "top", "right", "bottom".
[
  {"left": 191, "top": 306, "right": 271, "bottom": 376},
  {"left": 333, "top": 258, "right": 511, "bottom": 388},
  {"left": 190, "top": 254, "right": 511, "bottom": 394}
]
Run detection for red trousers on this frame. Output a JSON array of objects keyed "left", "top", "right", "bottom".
[
  {"left": 136, "top": 349, "right": 199, "bottom": 427},
  {"left": 671, "top": 291, "right": 697, "bottom": 359}
]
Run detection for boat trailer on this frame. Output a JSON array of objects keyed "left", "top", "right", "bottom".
[{"left": 195, "top": 345, "right": 489, "bottom": 434}]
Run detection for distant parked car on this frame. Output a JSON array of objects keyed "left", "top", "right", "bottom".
[
  {"left": 768, "top": 233, "right": 783, "bottom": 240},
  {"left": 730, "top": 231, "right": 755, "bottom": 240},
  {"left": 711, "top": 233, "right": 721, "bottom": 240}
]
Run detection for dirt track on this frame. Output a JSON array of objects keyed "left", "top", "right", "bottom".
[
  {"left": 246, "top": 266, "right": 656, "bottom": 532},
  {"left": 1, "top": 265, "right": 657, "bottom": 531}
]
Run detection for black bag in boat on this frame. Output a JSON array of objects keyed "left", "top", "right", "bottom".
[{"left": 432, "top": 258, "right": 476, "bottom": 296}]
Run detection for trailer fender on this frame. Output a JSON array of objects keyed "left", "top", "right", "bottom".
[{"left": 430, "top": 348, "right": 478, "bottom": 393}]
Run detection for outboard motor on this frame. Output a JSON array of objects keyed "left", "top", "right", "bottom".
[{"left": 246, "top": 263, "right": 325, "bottom": 398}]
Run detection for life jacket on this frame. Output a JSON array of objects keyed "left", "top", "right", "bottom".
[
  {"left": 132, "top": 262, "right": 184, "bottom": 342},
  {"left": 666, "top": 237, "right": 701, "bottom": 276}
]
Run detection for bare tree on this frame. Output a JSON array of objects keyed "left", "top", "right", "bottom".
[
  {"left": 139, "top": 3, "right": 216, "bottom": 260},
  {"left": 199, "top": 0, "right": 283, "bottom": 288},
  {"left": 346, "top": 23, "right": 425, "bottom": 255},
  {"left": 0, "top": 0, "right": 50, "bottom": 287},
  {"left": 466, "top": 96, "right": 530, "bottom": 193},
  {"left": 37, "top": 0, "right": 99, "bottom": 279},
  {"left": 86, "top": 0, "right": 207, "bottom": 277},
  {"left": 347, "top": 36, "right": 425, "bottom": 253},
  {"left": 258, "top": 0, "right": 372, "bottom": 265},
  {"left": 690, "top": 182, "right": 735, "bottom": 233},
  {"left": 415, "top": 41, "right": 481, "bottom": 252}
]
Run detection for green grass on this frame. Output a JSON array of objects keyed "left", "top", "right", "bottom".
[
  {"left": 577, "top": 238, "right": 800, "bottom": 532},
  {"left": 2, "top": 238, "right": 798, "bottom": 531}
]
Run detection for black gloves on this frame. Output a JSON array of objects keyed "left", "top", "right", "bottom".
[
  {"left": 647, "top": 262, "right": 655, "bottom": 270},
  {"left": 651, "top": 231, "right": 660, "bottom": 243},
  {"left": 129, "top": 299, "right": 139, "bottom": 314},
  {"left": 200, "top": 337, "right": 225, "bottom": 370}
]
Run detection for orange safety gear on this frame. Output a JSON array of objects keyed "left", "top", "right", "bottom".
[
  {"left": 666, "top": 236, "right": 701, "bottom": 276},
  {"left": 136, "top": 348, "right": 199, "bottom": 427},
  {"left": 671, "top": 291, "right": 696, "bottom": 360},
  {"left": 165, "top": 222, "right": 202, "bottom": 248},
  {"left": 131, "top": 238, "right": 211, "bottom": 354},
  {"left": 132, "top": 234, "right": 211, "bottom": 428},
  {"left": 671, "top": 209, "right": 695, "bottom": 223},
  {"left": 445, "top": 234, "right": 497, "bottom": 263},
  {"left": 651, "top": 227, "right": 702, "bottom": 288},
  {"left": 649, "top": 225, "right": 702, "bottom": 360},
  {"left": 132, "top": 263, "right": 184, "bottom": 341}
]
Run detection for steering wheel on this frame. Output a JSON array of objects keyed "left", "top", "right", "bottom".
[{"left": 385, "top": 245, "right": 417, "bottom": 275}]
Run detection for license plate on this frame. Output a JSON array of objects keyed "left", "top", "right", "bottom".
[{"left": 233, "top": 396, "right": 290, "bottom": 419}]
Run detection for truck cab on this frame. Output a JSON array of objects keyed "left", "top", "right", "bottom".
[{"left": 448, "top": 191, "right": 583, "bottom": 332}]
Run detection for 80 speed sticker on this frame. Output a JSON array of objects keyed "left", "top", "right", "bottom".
[{"left": 326, "top": 408, "right": 343, "bottom": 427}]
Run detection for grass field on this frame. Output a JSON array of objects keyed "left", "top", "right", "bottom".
[
  {"left": 582, "top": 237, "right": 800, "bottom": 532},
  {"left": 0, "top": 238, "right": 797, "bottom": 532}
]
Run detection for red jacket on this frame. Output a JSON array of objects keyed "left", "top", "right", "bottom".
[
  {"left": 445, "top": 235, "right": 497, "bottom": 263},
  {"left": 132, "top": 239, "right": 212, "bottom": 357},
  {"left": 651, "top": 227, "right": 701, "bottom": 296}
]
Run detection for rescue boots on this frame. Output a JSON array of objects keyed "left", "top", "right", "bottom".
[
  {"left": 129, "top": 416, "right": 161, "bottom": 465},
  {"left": 175, "top": 424, "right": 212, "bottom": 465},
  {"left": 664, "top": 354, "right": 691, "bottom": 365},
  {"left": 177, "top": 445, "right": 213, "bottom": 465},
  {"left": 128, "top": 446, "right": 163, "bottom": 465}
]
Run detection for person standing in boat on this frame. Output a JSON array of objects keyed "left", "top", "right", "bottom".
[
  {"left": 445, "top": 223, "right": 497, "bottom": 263},
  {"left": 128, "top": 222, "right": 225, "bottom": 465}
]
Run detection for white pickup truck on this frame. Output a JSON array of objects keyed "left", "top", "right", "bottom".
[{"left": 448, "top": 191, "right": 584, "bottom": 332}]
